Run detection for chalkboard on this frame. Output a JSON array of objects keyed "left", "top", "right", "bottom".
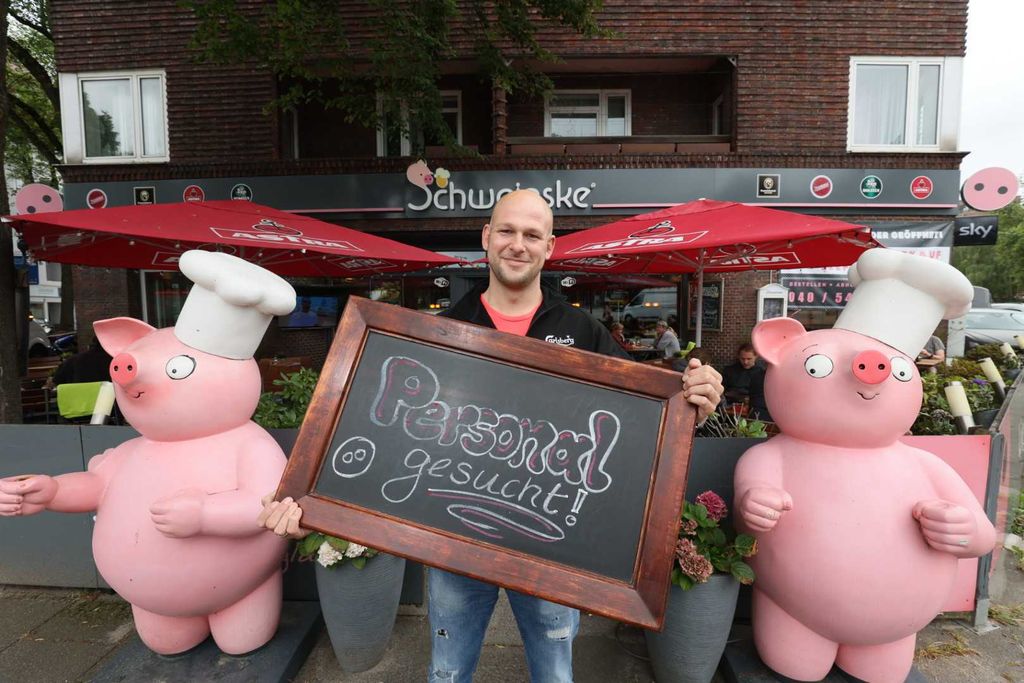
[
  {"left": 687, "top": 279, "right": 723, "bottom": 331},
  {"left": 278, "top": 297, "right": 696, "bottom": 629}
]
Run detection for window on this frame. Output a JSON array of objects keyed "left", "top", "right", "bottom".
[
  {"left": 377, "top": 91, "right": 462, "bottom": 157},
  {"left": 848, "top": 57, "right": 961, "bottom": 152},
  {"left": 59, "top": 71, "right": 168, "bottom": 163},
  {"left": 545, "top": 90, "right": 631, "bottom": 137}
]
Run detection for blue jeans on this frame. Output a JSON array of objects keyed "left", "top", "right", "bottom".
[{"left": 428, "top": 569, "right": 579, "bottom": 682}]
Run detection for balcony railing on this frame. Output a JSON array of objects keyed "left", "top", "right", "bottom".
[{"left": 506, "top": 135, "right": 732, "bottom": 155}]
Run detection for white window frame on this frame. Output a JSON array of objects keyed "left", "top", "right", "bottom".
[
  {"left": 59, "top": 70, "right": 169, "bottom": 164},
  {"left": 376, "top": 90, "right": 462, "bottom": 157},
  {"left": 544, "top": 89, "right": 632, "bottom": 137},
  {"left": 847, "top": 56, "right": 962, "bottom": 153}
]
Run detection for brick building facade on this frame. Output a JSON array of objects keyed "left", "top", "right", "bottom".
[{"left": 49, "top": 0, "right": 968, "bottom": 367}]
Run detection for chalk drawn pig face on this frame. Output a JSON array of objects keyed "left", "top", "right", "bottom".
[
  {"left": 95, "top": 319, "right": 262, "bottom": 441},
  {"left": 753, "top": 318, "right": 922, "bottom": 448}
]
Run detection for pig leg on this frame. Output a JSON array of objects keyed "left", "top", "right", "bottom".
[
  {"left": 208, "top": 571, "right": 283, "bottom": 654},
  {"left": 836, "top": 634, "right": 916, "bottom": 683},
  {"left": 753, "top": 588, "right": 838, "bottom": 681},
  {"left": 131, "top": 604, "right": 210, "bottom": 655}
]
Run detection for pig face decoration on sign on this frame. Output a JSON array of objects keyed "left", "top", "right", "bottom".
[
  {"left": 735, "top": 249, "right": 996, "bottom": 683},
  {"left": 0, "top": 250, "right": 297, "bottom": 656}
]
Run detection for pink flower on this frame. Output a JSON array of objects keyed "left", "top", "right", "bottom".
[
  {"left": 675, "top": 538, "right": 713, "bottom": 583},
  {"left": 681, "top": 518, "right": 698, "bottom": 535},
  {"left": 696, "top": 490, "right": 728, "bottom": 521}
]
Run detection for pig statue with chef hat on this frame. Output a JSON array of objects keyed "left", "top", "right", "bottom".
[
  {"left": 0, "top": 250, "right": 296, "bottom": 655},
  {"left": 735, "top": 249, "right": 996, "bottom": 683}
]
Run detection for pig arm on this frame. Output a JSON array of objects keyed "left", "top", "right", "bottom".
[
  {"left": 734, "top": 440, "right": 793, "bottom": 535},
  {"left": 911, "top": 450, "right": 996, "bottom": 558},
  {"left": 0, "top": 449, "right": 119, "bottom": 515},
  {"left": 151, "top": 436, "right": 286, "bottom": 539}
]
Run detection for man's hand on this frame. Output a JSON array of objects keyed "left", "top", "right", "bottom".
[
  {"left": 0, "top": 475, "right": 58, "bottom": 516},
  {"left": 681, "top": 358, "right": 724, "bottom": 422},
  {"left": 257, "top": 492, "right": 310, "bottom": 539}
]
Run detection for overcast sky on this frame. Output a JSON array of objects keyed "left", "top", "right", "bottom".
[{"left": 959, "top": 0, "right": 1024, "bottom": 185}]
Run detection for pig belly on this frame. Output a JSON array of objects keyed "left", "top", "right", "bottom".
[
  {"left": 93, "top": 515, "right": 283, "bottom": 617},
  {"left": 754, "top": 458, "right": 958, "bottom": 644}
]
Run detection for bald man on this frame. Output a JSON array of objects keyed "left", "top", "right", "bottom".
[{"left": 259, "top": 190, "right": 723, "bottom": 682}]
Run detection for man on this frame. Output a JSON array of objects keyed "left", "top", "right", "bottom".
[
  {"left": 286, "top": 297, "right": 319, "bottom": 327},
  {"left": 919, "top": 334, "right": 946, "bottom": 362},
  {"left": 259, "top": 190, "right": 723, "bottom": 682},
  {"left": 722, "top": 343, "right": 769, "bottom": 420},
  {"left": 654, "top": 319, "right": 681, "bottom": 358}
]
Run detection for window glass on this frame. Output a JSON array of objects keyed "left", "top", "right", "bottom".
[
  {"left": 140, "top": 77, "right": 166, "bottom": 156},
  {"left": 143, "top": 271, "right": 191, "bottom": 328},
  {"left": 853, "top": 64, "right": 907, "bottom": 145},
  {"left": 550, "top": 93, "right": 600, "bottom": 109},
  {"left": 550, "top": 111, "right": 598, "bottom": 137},
  {"left": 606, "top": 95, "right": 627, "bottom": 136},
  {"left": 82, "top": 78, "right": 135, "bottom": 157},
  {"left": 43, "top": 262, "right": 62, "bottom": 282},
  {"left": 915, "top": 64, "right": 940, "bottom": 146}
]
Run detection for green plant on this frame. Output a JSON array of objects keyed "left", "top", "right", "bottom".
[
  {"left": 1010, "top": 492, "right": 1024, "bottom": 537},
  {"left": 697, "top": 409, "right": 770, "bottom": 438},
  {"left": 252, "top": 368, "right": 319, "bottom": 428},
  {"left": 912, "top": 373, "right": 997, "bottom": 435},
  {"left": 671, "top": 490, "right": 756, "bottom": 590},
  {"left": 295, "top": 532, "right": 379, "bottom": 569},
  {"left": 965, "top": 343, "right": 1021, "bottom": 372}
]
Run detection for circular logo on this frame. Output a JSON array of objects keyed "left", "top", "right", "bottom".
[
  {"left": 809, "top": 175, "right": 833, "bottom": 199},
  {"left": 560, "top": 276, "right": 577, "bottom": 288},
  {"left": 86, "top": 189, "right": 108, "bottom": 209},
  {"left": 230, "top": 183, "right": 253, "bottom": 201},
  {"left": 961, "top": 167, "right": 1020, "bottom": 211},
  {"left": 183, "top": 185, "right": 205, "bottom": 202},
  {"left": 910, "top": 176, "right": 933, "bottom": 200},
  {"left": 630, "top": 220, "right": 674, "bottom": 238},
  {"left": 860, "top": 175, "right": 883, "bottom": 199}
]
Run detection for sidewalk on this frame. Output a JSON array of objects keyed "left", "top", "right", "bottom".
[{"left": 1, "top": 547, "right": 1021, "bottom": 683}]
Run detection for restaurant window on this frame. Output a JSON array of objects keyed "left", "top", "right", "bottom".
[
  {"left": 377, "top": 91, "right": 462, "bottom": 157},
  {"left": 59, "top": 71, "right": 168, "bottom": 163},
  {"left": 847, "top": 57, "right": 961, "bottom": 152},
  {"left": 545, "top": 90, "right": 631, "bottom": 137},
  {"left": 141, "top": 270, "right": 191, "bottom": 328}
]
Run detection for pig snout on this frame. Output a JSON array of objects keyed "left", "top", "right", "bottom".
[
  {"left": 110, "top": 353, "right": 139, "bottom": 385},
  {"left": 851, "top": 350, "right": 889, "bottom": 385}
]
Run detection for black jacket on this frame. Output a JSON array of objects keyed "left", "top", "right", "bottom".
[{"left": 442, "top": 282, "right": 630, "bottom": 361}]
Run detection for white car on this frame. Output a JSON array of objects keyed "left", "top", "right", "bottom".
[
  {"left": 621, "top": 288, "right": 678, "bottom": 327},
  {"left": 963, "top": 308, "right": 1024, "bottom": 348}
]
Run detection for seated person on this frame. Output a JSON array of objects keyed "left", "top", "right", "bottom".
[
  {"left": 721, "top": 343, "right": 767, "bottom": 407},
  {"left": 918, "top": 334, "right": 946, "bottom": 362},
  {"left": 609, "top": 321, "right": 630, "bottom": 350},
  {"left": 654, "top": 320, "right": 681, "bottom": 358}
]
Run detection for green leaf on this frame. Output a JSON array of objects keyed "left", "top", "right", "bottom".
[
  {"left": 734, "top": 534, "right": 757, "bottom": 557},
  {"left": 351, "top": 556, "right": 367, "bottom": 569},
  {"left": 731, "top": 561, "right": 755, "bottom": 585},
  {"left": 326, "top": 536, "right": 350, "bottom": 552},
  {"left": 297, "top": 533, "right": 324, "bottom": 558}
]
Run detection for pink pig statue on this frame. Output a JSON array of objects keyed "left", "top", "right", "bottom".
[
  {"left": 735, "top": 250, "right": 996, "bottom": 683},
  {"left": 0, "top": 251, "right": 296, "bottom": 655}
]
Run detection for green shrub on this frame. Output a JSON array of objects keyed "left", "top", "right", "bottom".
[{"left": 253, "top": 367, "right": 319, "bottom": 428}]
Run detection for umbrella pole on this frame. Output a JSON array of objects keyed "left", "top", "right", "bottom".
[{"left": 694, "top": 251, "right": 705, "bottom": 347}]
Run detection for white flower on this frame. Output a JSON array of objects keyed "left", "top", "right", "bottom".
[
  {"left": 344, "top": 542, "right": 368, "bottom": 558},
  {"left": 317, "top": 541, "right": 344, "bottom": 567}
]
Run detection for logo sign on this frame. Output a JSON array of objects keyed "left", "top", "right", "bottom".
[
  {"left": 252, "top": 217, "right": 302, "bottom": 236},
  {"left": 560, "top": 276, "right": 577, "bottom": 288},
  {"left": 910, "top": 176, "right": 933, "bottom": 200},
  {"left": 133, "top": 186, "right": 156, "bottom": 205},
  {"left": 183, "top": 185, "right": 205, "bottom": 202},
  {"left": 961, "top": 167, "right": 1020, "bottom": 211},
  {"left": 954, "top": 216, "right": 998, "bottom": 246},
  {"left": 209, "top": 226, "right": 360, "bottom": 252},
  {"left": 231, "top": 183, "right": 253, "bottom": 201},
  {"left": 629, "top": 221, "right": 675, "bottom": 238},
  {"left": 433, "top": 277, "right": 450, "bottom": 288},
  {"left": 558, "top": 256, "right": 628, "bottom": 270},
  {"left": 566, "top": 230, "right": 707, "bottom": 255},
  {"left": 333, "top": 257, "right": 395, "bottom": 271},
  {"left": 809, "top": 175, "right": 833, "bottom": 199},
  {"left": 86, "top": 188, "right": 108, "bottom": 209},
  {"left": 860, "top": 175, "right": 883, "bottom": 199},
  {"left": 715, "top": 251, "right": 802, "bottom": 269},
  {"left": 757, "top": 174, "right": 781, "bottom": 198}
]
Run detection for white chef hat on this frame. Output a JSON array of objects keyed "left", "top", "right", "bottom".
[
  {"left": 834, "top": 249, "right": 973, "bottom": 357},
  {"left": 174, "top": 250, "right": 296, "bottom": 360}
]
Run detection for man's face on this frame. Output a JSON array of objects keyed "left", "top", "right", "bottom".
[
  {"left": 482, "top": 192, "right": 554, "bottom": 290},
  {"left": 739, "top": 351, "right": 757, "bottom": 369}
]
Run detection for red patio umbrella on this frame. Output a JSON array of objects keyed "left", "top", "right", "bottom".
[
  {"left": 547, "top": 199, "right": 881, "bottom": 344},
  {"left": 6, "top": 200, "right": 462, "bottom": 276}
]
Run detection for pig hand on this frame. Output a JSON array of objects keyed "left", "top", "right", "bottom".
[
  {"left": 150, "top": 488, "right": 205, "bottom": 538},
  {"left": 739, "top": 486, "right": 793, "bottom": 533},
  {"left": 912, "top": 499, "right": 980, "bottom": 557},
  {"left": 0, "top": 475, "right": 58, "bottom": 516}
]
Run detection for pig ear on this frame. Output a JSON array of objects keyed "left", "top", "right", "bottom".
[
  {"left": 94, "top": 317, "right": 156, "bottom": 356},
  {"left": 752, "top": 317, "right": 806, "bottom": 366}
]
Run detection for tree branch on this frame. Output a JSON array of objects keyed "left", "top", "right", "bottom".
[
  {"left": 8, "top": 7, "right": 51, "bottom": 39},
  {"left": 7, "top": 36, "right": 58, "bottom": 113},
  {"left": 8, "top": 107, "right": 59, "bottom": 166},
  {"left": 7, "top": 90, "right": 60, "bottom": 153}
]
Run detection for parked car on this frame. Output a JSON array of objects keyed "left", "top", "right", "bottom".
[
  {"left": 990, "top": 302, "right": 1024, "bottom": 313},
  {"left": 621, "top": 287, "right": 678, "bottom": 328},
  {"left": 27, "top": 318, "right": 57, "bottom": 357},
  {"left": 963, "top": 308, "right": 1024, "bottom": 348}
]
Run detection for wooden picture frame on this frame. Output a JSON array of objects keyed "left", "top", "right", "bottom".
[{"left": 276, "top": 297, "right": 696, "bottom": 629}]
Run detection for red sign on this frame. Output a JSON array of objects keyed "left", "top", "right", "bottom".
[
  {"left": 809, "top": 175, "right": 833, "bottom": 199},
  {"left": 86, "top": 189, "right": 108, "bottom": 209},
  {"left": 910, "top": 176, "right": 933, "bottom": 200},
  {"left": 183, "top": 185, "right": 205, "bottom": 202}
]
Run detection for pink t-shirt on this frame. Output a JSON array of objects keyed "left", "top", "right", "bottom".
[{"left": 480, "top": 294, "right": 539, "bottom": 337}]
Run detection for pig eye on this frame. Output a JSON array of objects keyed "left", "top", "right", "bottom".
[
  {"left": 890, "top": 357, "right": 914, "bottom": 382},
  {"left": 165, "top": 355, "right": 196, "bottom": 380},
  {"left": 803, "top": 354, "right": 833, "bottom": 378}
]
